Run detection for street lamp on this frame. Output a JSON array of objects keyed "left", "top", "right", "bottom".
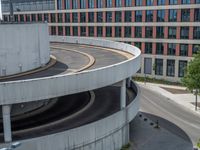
[{"left": 0, "top": 142, "right": 21, "bottom": 150}]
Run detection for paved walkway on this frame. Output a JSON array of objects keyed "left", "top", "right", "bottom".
[
  {"left": 130, "top": 114, "right": 193, "bottom": 150},
  {"left": 137, "top": 82, "right": 200, "bottom": 115}
]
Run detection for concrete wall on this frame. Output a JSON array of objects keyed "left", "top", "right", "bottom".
[
  {"left": 0, "top": 36, "right": 141, "bottom": 105},
  {"left": 0, "top": 81, "right": 140, "bottom": 150},
  {"left": 0, "top": 23, "right": 50, "bottom": 76}
]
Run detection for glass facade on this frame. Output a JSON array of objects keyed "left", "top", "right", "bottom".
[
  {"left": 146, "top": 10, "right": 153, "bottom": 22},
  {"left": 155, "top": 59, "right": 163, "bottom": 75},
  {"left": 145, "top": 43, "right": 152, "bottom": 54},
  {"left": 180, "top": 44, "right": 188, "bottom": 56},
  {"left": 157, "top": 10, "right": 165, "bottom": 22},
  {"left": 169, "top": 9, "right": 177, "bottom": 22},
  {"left": 168, "top": 27, "right": 177, "bottom": 39},
  {"left": 156, "top": 27, "right": 164, "bottom": 38},
  {"left": 168, "top": 43, "right": 176, "bottom": 55},
  {"left": 179, "top": 61, "right": 187, "bottom": 77},
  {"left": 167, "top": 60, "right": 175, "bottom": 77}
]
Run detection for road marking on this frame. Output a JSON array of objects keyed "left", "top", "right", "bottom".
[
  {"left": 141, "top": 94, "right": 200, "bottom": 130},
  {"left": 51, "top": 46, "right": 95, "bottom": 73}
]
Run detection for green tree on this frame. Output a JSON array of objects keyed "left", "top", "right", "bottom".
[{"left": 182, "top": 47, "right": 200, "bottom": 111}]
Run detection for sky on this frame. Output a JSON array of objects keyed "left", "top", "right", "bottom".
[{"left": 0, "top": 0, "right": 2, "bottom": 20}]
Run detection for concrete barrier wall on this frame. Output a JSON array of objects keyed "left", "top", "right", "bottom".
[
  {"left": 0, "top": 36, "right": 141, "bottom": 105},
  {"left": 0, "top": 23, "right": 50, "bottom": 76},
  {"left": 1, "top": 81, "right": 139, "bottom": 150}
]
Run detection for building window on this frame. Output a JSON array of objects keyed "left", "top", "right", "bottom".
[
  {"left": 135, "top": 0, "right": 142, "bottom": 6},
  {"left": 72, "top": 0, "right": 78, "bottom": 9},
  {"left": 196, "top": 0, "right": 200, "bottom": 3},
  {"left": 146, "top": 10, "right": 153, "bottom": 22},
  {"left": 156, "top": 43, "right": 164, "bottom": 55},
  {"left": 179, "top": 61, "right": 187, "bottom": 77},
  {"left": 38, "top": 14, "right": 42, "bottom": 22},
  {"left": 89, "top": 27, "right": 94, "bottom": 36},
  {"left": 125, "top": 26, "right": 132, "bottom": 37},
  {"left": 65, "top": 0, "right": 70, "bottom": 9},
  {"left": 135, "top": 10, "right": 142, "bottom": 22},
  {"left": 80, "top": 27, "right": 86, "bottom": 36},
  {"left": 97, "top": 0, "right": 103, "bottom": 8},
  {"left": 125, "top": 0, "right": 132, "bottom": 6},
  {"left": 51, "top": 13, "right": 56, "bottom": 23},
  {"left": 180, "top": 44, "right": 188, "bottom": 56},
  {"left": 106, "top": 0, "right": 112, "bottom": 7},
  {"left": 146, "top": 0, "right": 154, "bottom": 6},
  {"left": 169, "top": 0, "right": 178, "bottom": 4},
  {"left": 135, "top": 26, "right": 142, "bottom": 38},
  {"left": 73, "top": 26, "right": 78, "bottom": 36},
  {"left": 97, "top": 12, "right": 103, "bottom": 22},
  {"left": 44, "top": 14, "right": 49, "bottom": 22},
  {"left": 80, "top": 12, "right": 86, "bottom": 22},
  {"left": 31, "top": 14, "right": 36, "bottom": 22},
  {"left": 125, "top": 11, "right": 132, "bottom": 22},
  {"left": 135, "top": 42, "right": 142, "bottom": 49},
  {"left": 58, "top": 26, "right": 63, "bottom": 35},
  {"left": 88, "top": 0, "right": 94, "bottom": 8},
  {"left": 80, "top": 0, "right": 86, "bottom": 9},
  {"left": 168, "top": 43, "right": 176, "bottom": 55},
  {"left": 194, "top": 9, "right": 200, "bottom": 21},
  {"left": 155, "top": 59, "right": 163, "bottom": 75},
  {"left": 115, "top": 27, "right": 121, "bottom": 37},
  {"left": 145, "top": 27, "right": 153, "bottom": 38},
  {"left": 115, "top": 11, "right": 122, "bottom": 22},
  {"left": 57, "top": 0, "right": 62, "bottom": 10},
  {"left": 194, "top": 27, "right": 200, "bottom": 39},
  {"left": 72, "top": 13, "right": 78, "bottom": 22},
  {"left": 157, "top": 10, "right": 165, "bottom": 22},
  {"left": 106, "top": 27, "right": 112, "bottom": 37},
  {"left": 65, "top": 26, "right": 70, "bottom": 36},
  {"left": 182, "top": 0, "right": 190, "bottom": 4},
  {"left": 88, "top": 12, "right": 94, "bottom": 22},
  {"left": 115, "top": 0, "right": 122, "bottom": 7},
  {"left": 97, "top": 27, "right": 103, "bottom": 37},
  {"left": 58, "top": 13, "right": 62, "bottom": 23},
  {"left": 106, "top": 12, "right": 112, "bottom": 22},
  {"left": 157, "top": 0, "right": 165, "bottom": 5},
  {"left": 26, "top": 14, "right": 31, "bottom": 22},
  {"left": 181, "top": 9, "right": 190, "bottom": 22},
  {"left": 156, "top": 27, "right": 164, "bottom": 38},
  {"left": 168, "top": 27, "right": 177, "bottom": 39},
  {"left": 167, "top": 60, "right": 175, "bottom": 77},
  {"left": 193, "top": 44, "right": 200, "bottom": 54},
  {"left": 180, "top": 27, "right": 189, "bottom": 39},
  {"left": 65, "top": 13, "right": 70, "bottom": 22},
  {"left": 144, "top": 58, "right": 152, "bottom": 74},
  {"left": 51, "top": 26, "right": 56, "bottom": 35},
  {"left": 14, "top": 15, "right": 18, "bottom": 22},
  {"left": 145, "top": 43, "right": 152, "bottom": 54},
  {"left": 169, "top": 9, "right": 177, "bottom": 22}
]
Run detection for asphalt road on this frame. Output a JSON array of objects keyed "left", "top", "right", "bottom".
[{"left": 140, "top": 86, "right": 200, "bottom": 145}]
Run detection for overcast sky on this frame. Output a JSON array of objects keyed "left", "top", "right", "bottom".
[{"left": 0, "top": 0, "right": 2, "bottom": 20}]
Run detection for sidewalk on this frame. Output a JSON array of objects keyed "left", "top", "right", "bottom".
[
  {"left": 130, "top": 114, "right": 193, "bottom": 150},
  {"left": 137, "top": 82, "right": 200, "bottom": 115}
]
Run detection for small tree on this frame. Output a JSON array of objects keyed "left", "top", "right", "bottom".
[{"left": 181, "top": 47, "right": 200, "bottom": 111}]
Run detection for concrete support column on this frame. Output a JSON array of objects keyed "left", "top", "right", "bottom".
[
  {"left": 120, "top": 80, "right": 126, "bottom": 109},
  {"left": 2, "top": 105, "right": 12, "bottom": 142}
]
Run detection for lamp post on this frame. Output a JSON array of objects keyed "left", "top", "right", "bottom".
[{"left": 0, "top": 142, "right": 21, "bottom": 150}]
